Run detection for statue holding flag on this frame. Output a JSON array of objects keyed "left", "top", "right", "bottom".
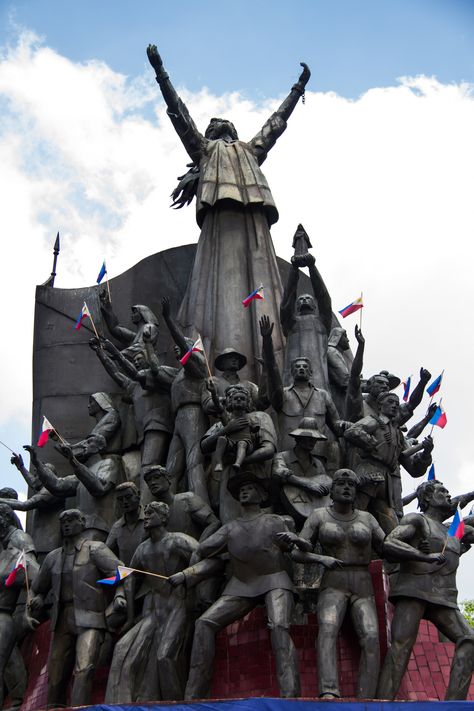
[{"left": 377, "top": 480, "right": 474, "bottom": 701}]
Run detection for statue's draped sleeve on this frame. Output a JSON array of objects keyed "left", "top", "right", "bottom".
[{"left": 156, "top": 74, "right": 205, "bottom": 163}]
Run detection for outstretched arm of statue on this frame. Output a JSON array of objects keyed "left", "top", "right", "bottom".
[
  {"left": 344, "top": 325, "right": 365, "bottom": 422},
  {"left": 26, "top": 451, "right": 77, "bottom": 497},
  {"left": 383, "top": 514, "right": 445, "bottom": 564},
  {"left": 146, "top": 44, "right": 204, "bottom": 163},
  {"left": 406, "top": 402, "right": 437, "bottom": 440},
  {"left": 99, "top": 290, "right": 136, "bottom": 346},
  {"left": 308, "top": 254, "right": 332, "bottom": 336},
  {"left": 89, "top": 338, "right": 131, "bottom": 390},
  {"left": 0, "top": 492, "right": 56, "bottom": 511},
  {"left": 452, "top": 490, "right": 474, "bottom": 512},
  {"left": 11, "top": 451, "right": 42, "bottom": 491},
  {"left": 250, "top": 63, "right": 311, "bottom": 164},
  {"left": 161, "top": 296, "right": 188, "bottom": 353},
  {"left": 57, "top": 443, "right": 114, "bottom": 496},
  {"left": 398, "top": 367, "right": 432, "bottom": 426},
  {"left": 400, "top": 435, "right": 433, "bottom": 477},
  {"left": 259, "top": 315, "right": 284, "bottom": 411},
  {"left": 280, "top": 263, "right": 299, "bottom": 336}
]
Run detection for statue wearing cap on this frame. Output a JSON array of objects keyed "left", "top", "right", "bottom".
[
  {"left": 272, "top": 417, "right": 333, "bottom": 527},
  {"left": 202, "top": 348, "right": 262, "bottom": 416}
]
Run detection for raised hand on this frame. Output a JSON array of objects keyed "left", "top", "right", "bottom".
[
  {"left": 298, "top": 62, "right": 311, "bottom": 87},
  {"left": 421, "top": 435, "right": 434, "bottom": 455},
  {"left": 11, "top": 452, "right": 24, "bottom": 470},
  {"left": 355, "top": 324, "right": 365, "bottom": 345},
  {"left": 259, "top": 315, "right": 274, "bottom": 339},
  {"left": 168, "top": 571, "right": 186, "bottom": 587},
  {"left": 146, "top": 44, "right": 164, "bottom": 72},
  {"left": 23, "top": 444, "right": 38, "bottom": 464},
  {"left": 419, "top": 367, "right": 431, "bottom": 384}
]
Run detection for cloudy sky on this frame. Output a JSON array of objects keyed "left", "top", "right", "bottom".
[{"left": 1, "top": 0, "right": 474, "bottom": 593}]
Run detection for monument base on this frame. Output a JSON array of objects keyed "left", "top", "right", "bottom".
[{"left": 15, "top": 561, "right": 474, "bottom": 709}]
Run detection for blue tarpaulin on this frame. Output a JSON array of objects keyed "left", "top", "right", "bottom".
[{"left": 85, "top": 697, "right": 474, "bottom": 711}]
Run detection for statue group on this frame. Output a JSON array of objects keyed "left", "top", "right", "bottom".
[{"left": 1, "top": 45, "right": 474, "bottom": 709}]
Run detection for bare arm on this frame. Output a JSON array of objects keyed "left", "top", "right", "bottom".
[
  {"left": 147, "top": 44, "right": 204, "bottom": 163},
  {"left": 99, "top": 292, "right": 136, "bottom": 346},
  {"left": 399, "top": 436, "right": 433, "bottom": 477},
  {"left": 187, "top": 495, "right": 221, "bottom": 541},
  {"left": 89, "top": 338, "right": 131, "bottom": 390},
  {"left": 308, "top": 256, "right": 332, "bottom": 336},
  {"left": 383, "top": 515, "right": 444, "bottom": 564},
  {"left": 260, "top": 316, "right": 284, "bottom": 411},
  {"left": 31, "top": 457, "right": 77, "bottom": 497},
  {"left": 406, "top": 402, "right": 437, "bottom": 440},
  {"left": 58, "top": 445, "right": 115, "bottom": 496},
  {"left": 280, "top": 265, "right": 298, "bottom": 336},
  {"left": 250, "top": 63, "right": 310, "bottom": 164},
  {"left": 11, "top": 452, "right": 41, "bottom": 491}
]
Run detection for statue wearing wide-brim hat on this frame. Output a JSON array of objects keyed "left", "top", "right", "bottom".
[
  {"left": 289, "top": 416, "right": 328, "bottom": 441},
  {"left": 214, "top": 348, "right": 247, "bottom": 372}
]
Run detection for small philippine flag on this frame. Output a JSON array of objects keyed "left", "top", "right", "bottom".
[
  {"left": 97, "top": 565, "right": 135, "bottom": 586},
  {"left": 242, "top": 285, "right": 264, "bottom": 308},
  {"left": 180, "top": 336, "right": 204, "bottom": 366},
  {"left": 427, "top": 372, "right": 443, "bottom": 398},
  {"left": 37, "top": 416, "right": 54, "bottom": 448},
  {"left": 75, "top": 302, "right": 91, "bottom": 331},
  {"left": 429, "top": 404, "right": 447, "bottom": 429},
  {"left": 5, "top": 551, "right": 26, "bottom": 587},
  {"left": 97, "top": 260, "right": 107, "bottom": 285},
  {"left": 427, "top": 463, "right": 436, "bottom": 481},
  {"left": 402, "top": 376, "right": 411, "bottom": 402},
  {"left": 338, "top": 296, "right": 363, "bottom": 319},
  {"left": 447, "top": 506, "right": 465, "bottom": 540}
]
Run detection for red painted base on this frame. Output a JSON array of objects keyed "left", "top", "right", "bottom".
[{"left": 16, "top": 561, "right": 474, "bottom": 709}]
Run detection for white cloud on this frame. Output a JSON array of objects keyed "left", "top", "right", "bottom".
[{"left": 1, "top": 32, "right": 474, "bottom": 594}]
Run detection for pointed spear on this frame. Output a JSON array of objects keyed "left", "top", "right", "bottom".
[{"left": 42, "top": 232, "right": 60, "bottom": 287}]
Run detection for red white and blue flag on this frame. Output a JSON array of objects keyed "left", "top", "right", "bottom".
[
  {"left": 429, "top": 404, "right": 447, "bottom": 429},
  {"left": 427, "top": 372, "right": 443, "bottom": 398},
  {"left": 37, "top": 416, "right": 54, "bottom": 448},
  {"left": 427, "top": 463, "right": 436, "bottom": 480},
  {"left": 402, "top": 376, "right": 411, "bottom": 402},
  {"left": 75, "top": 302, "right": 91, "bottom": 330},
  {"left": 338, "top": 296, "right": 363, "bottom": 319},
  {"left": 97, "top": 565, "right": 134, "bottom": 586},
  {"left": 447, "top": 506, "right": 465, "bottom": 540},
  {"left": 5, "top": 551, "right": 26, "bottom": 587},
  {"left": 180, "top": 336, "right": 204, "bottom": 366},
  {"left": 242, "top": 285, "right": 264, "bottom": 308}
]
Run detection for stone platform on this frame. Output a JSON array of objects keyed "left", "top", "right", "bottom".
[{"left": 15, "top": 562, "right": 474, "bottom": 709}]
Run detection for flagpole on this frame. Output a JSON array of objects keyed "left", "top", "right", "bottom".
[
  {"left": 130, "top": 566, "right": 169, "bottom": 580},
  {"left": 429, "top": 397, "right": 443, "bottom": 437},
  {"left": 84, "top": 301, "right": 100, "bottom": 341},
  {"left": 0, "top": 439, "right": 14, "bottom": 454},
  {"left": 23, "top": 552, "right": 31, "bottom": 603},
  {"left": 359, "top": 292, "right": 363, "bottom": 330},
  {"left": 199, "top": 334, "right": 213, "bottom": 380},
  {"left": 105, "top": 261, "right": 112, "bottom": 303}
]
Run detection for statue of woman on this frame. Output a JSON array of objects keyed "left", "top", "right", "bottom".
[{"left": 147, "top": 45, "right": 310, "bottom": 380}]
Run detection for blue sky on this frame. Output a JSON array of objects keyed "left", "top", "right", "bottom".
[{"left": 1, "top": 0, "right": 474, "bottom": 98}]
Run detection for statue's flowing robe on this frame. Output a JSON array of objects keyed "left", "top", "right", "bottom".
[{"left": 172, "top": 109, "right": 288, "bottom": 381}]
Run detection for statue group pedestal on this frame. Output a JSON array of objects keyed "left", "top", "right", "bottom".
[{"left": 15, "top": 561, "right": 474, "bottom": 708}]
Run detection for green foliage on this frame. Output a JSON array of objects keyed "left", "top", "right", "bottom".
[{"left": 460, "top": 600, "right": 474, "bottom": 628}]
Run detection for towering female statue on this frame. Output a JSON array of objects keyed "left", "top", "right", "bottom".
[{"left": 147, "top": 45, "right": 310, "bottom": 379}]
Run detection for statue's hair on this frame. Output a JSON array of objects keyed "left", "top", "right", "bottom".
[
  {"left": 367, "top": 373, "right": 390, "bottom": 390},
  {"left": 0, "top": 488, "right": 18, "bottom": 500},
  {"left": 290, "top": 356, "right": 312, "bottom": 372},
  {"left": 416, "top": 480, "right": 443, "bottom": 512},
  {"left": 0, "top": 503, "right": 16, "bottom": 525},
  {"left": 116, "top": 481, "right": 140, "bottom": 495},
  {"left": 205, "top": 118, "right": 238, "bottom": 140},
  {"left": 143, "top": 465, "right": 171, "bottom": 482},
  {"left": 59, "top": 508, "right": 86, "bottom": 524},
  {"left": 145, "top": 501, "right": 170, "bottom": 520},
  {"left": 377, "top": 390, "right": 399, "bottom": 405}
]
